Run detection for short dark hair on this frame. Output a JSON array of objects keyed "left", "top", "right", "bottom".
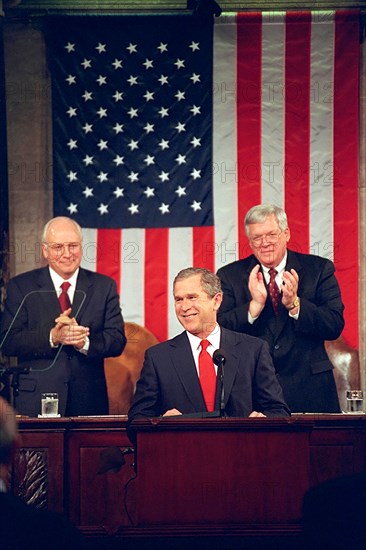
[{"left": 173, "top": 267, "right": 222, "bottom": 298}]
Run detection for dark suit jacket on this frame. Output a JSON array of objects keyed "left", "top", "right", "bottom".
[
  {"left": 217, "top": 250, "right": 345, "bottom": 413},
  {"left": 128, "top": 327, "right": 290, "bottom": 434},
  {"left": 0, "top": 267, "right": 126, "bottom": 417},
  {"left": 0, "top": 491, "right": 88, "bottom": 550}
]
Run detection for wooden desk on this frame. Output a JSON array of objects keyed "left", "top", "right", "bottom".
[
  {"left": 13, "top": 414, "right": 366, "bottom": 543},
  {"left": 15, "top": 416, "right": 135, "bottom": 537}
]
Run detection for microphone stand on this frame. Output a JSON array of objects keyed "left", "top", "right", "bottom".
[
  {"left": 213, "top": 349, "right": 226, "bottom": 418},
  {"left": 0, "top": 366, "right": 30, "bottom": 406},
  {"left": 217, "top": 361, "right": 225, "bottom": 417}
]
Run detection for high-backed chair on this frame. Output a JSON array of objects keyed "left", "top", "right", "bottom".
[
  {"left": 104, "top": 322, "right": 159, "bottom": 415},
  {"left": 325, "top": 337, "right": 361, "bottom": 412}
]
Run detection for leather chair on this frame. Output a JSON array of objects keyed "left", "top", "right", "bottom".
[
  {"left": 325, "top": 337, "right": 361, "bottom": 412},
  {"left": 104, "top": 322, "right": 159, "bottom": 415}
]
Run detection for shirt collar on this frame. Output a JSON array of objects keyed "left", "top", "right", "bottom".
[
  {"left": 261, "top": 251, "right": 287, "bottom": 275},
  {"left": 48, "top": 266, "right": 79, "bottom": 291},
  {"left": 186, "top": 324, "right": 221, "bottom": 351}
]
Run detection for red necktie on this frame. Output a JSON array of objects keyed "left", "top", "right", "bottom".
[
  {"left": 268, "top": 268, "right": 280, "bottom": 316},
  {"left": 198, "top": 339, "right": 216, "bottom": 412},
  {"left": 59, "top": 281, "right": 71, "bottom": 312}
]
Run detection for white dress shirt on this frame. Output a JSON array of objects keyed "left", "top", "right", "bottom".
[
  {"left": 48, "top": 267, "right": 89, "bottom": 352},
  {"left": 186, "top": 324, "right": 221, "bottom": 376}
]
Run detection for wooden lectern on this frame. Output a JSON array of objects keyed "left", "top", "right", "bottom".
[{"left": 132, "top": 417, "right": 312, "bottom": 536}]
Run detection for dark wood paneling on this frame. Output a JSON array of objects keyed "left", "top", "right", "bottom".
[
  {"left": 68, "top": 430, "right": 136, "bottom": 531},
  {"left": 14, "top": 428, "right": 65, "bottom": 513},
  {"left": 136, "top": 426, "right": 310, "bottom": 525},
  {"left": 13, "top": 414, "right": 366, "bottom": 543}
]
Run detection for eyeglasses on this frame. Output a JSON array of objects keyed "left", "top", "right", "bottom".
[
  {"left": 250, "top": 231, "right": 283, "bottom": 247},
  {"left": 45, "top": 242, "right": 82, "bottom": 254}
]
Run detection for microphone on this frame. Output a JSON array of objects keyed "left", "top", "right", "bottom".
[
  {"left": 213, "top": 348, "right": 226, "bottom": 417},
  {"left": 213, "top": 349, "right": 226, "bottom": 370}
]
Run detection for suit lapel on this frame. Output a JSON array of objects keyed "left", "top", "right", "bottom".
[
  {"left": 219, "top": 328, "right": 240, "bottom": 407},
  {"left": 73, "top": 268, "right": 92, "bottom": 321},
  {"left": 269, "top": 250, "right": 304, "bottom": 336},
  {"left": 250, "top": 262, "right": 280, "bottom": 337},
  {"left": 285, "top": 250, "right": 303, "bottom": 281},
  {"left": 36, "top": 267, "right": 60, "bottom": 317},
  {"left": 30, "top": 268, "right": 96, "bottom": 324},
  {"left": 168, "top": 332, "right": 206, "bottom": 411}
]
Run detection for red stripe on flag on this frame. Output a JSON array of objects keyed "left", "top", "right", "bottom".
[
  {"left": 333, "top": 10, "right": 360, "bottom": 348},
  {"left": 96, "top": 229, "right": 121, "bottom": 294},
  {"left": 144, "top": 228, "right": 169, "bottom": 342},
  {"left": 193, "top": 226, "right": 215, "bottom": 272},
  {"left": 236, "top": 12, "right": 262, "bottom": 252},
  {"left": 284, "top": 12, "right": 311, "bottom": 252}
]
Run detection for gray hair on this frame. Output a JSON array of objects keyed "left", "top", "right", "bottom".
[
  {"left": 0, "top": 397, "right": 18, "bottom": 465},
  {"left": 244, "top": 204, "right": 288, "bottom": 236},
  {"left": 173, "top": 267, "right": 222, "bottom": 298},
  {"left": 41, "top": 217, "right": 83, "bottom": 244}
]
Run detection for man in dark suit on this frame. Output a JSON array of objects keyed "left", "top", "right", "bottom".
[
  {"left": 0, "top": 396, "right": 88, "bottom": 549},
  {"left": 217, "top": 204, "right": 344, "bottom": 413},
  {"left": 128, "top": 267, "right": 289, "bottom": 433},
  {"left": 0, "top": 217, "right": 126, "bottom": 417}
]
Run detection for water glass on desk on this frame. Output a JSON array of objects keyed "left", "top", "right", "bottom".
[
  {"left": 41, "top": 392, "right": 59, "bottom": 417},
  {"left": 346, "top": 390, "right": 364, "bottom": 413}
]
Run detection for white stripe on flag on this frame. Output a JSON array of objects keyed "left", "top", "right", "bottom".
[
  {"left": 120, "top": 228, "right": 145, "bottom": 325},
  {"left": 81, "top": 228, "right": 97, "bottom": 271},
  {"left": 261, "top": 12, "right": 285, "bottom": 206},
  {"left": 213, "top": 15, "right": 239, "bottom": 273},
  {"left": 168, "top": 227, "right": 194, "bottom": 338},
  {"left": 309, "top": 12, "right": 334, "bottom": 258}
]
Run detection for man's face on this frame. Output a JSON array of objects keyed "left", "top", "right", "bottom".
[
  {"left": 42, "top": 220, "right": 82, "bottom": 279},
  {"left": 247, "top": 214, "right": 290, "bottom": 268},
  {"left": 174, "top": 274, "right": 222, "bottom": 339}
]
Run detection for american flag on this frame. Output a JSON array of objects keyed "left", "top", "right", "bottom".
[{"left": 47, "top": 10, "right": 360, "bottom": 346}]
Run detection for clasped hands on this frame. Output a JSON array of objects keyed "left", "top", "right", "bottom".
[
  {"left": 51, "top": 307, "right": 90, "bottom": 349},
  {"left": 248, "top": 264, "right": 299, "bottom": 318}
]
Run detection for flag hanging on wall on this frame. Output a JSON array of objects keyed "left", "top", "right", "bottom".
[{"left": 47, "top": 10, "right": 360, "bottom": 346}]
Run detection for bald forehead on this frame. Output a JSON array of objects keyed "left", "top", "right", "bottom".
[{"left": 45, "top": 218, "right": 82, "bottom": 241}]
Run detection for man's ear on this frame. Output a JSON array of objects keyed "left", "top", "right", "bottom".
[
  {"left": 284, "top": 227, "right": 291, "bottom": 243},
  {"left": 213, "top": 292, "right": 223, "bottom": 311},
  {"left": 41, "top": 243, "right": 48, "bottom": 261}
]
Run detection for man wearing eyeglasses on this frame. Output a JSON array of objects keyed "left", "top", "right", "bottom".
[
  {"left": 0, "top": 216, "right": 126, "bottom": 417},
  {"left": 217, "top": 204, "right": 344, "bottom": 413}
]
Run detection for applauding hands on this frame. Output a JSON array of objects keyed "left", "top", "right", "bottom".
[{"left": 52, "top": 307, "right": 90, "bottom": 349}]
